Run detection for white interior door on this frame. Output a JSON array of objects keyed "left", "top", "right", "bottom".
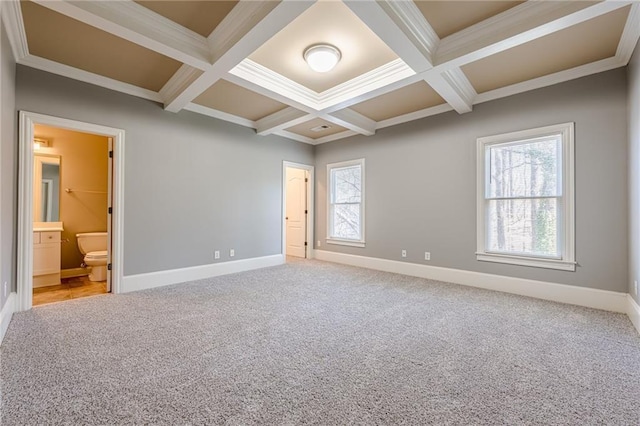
[{"left": 286, "top": 167, "right": 307, "bottom": 258}]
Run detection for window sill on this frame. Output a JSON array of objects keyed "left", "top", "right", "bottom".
[
  {"left": 326, "top": 239, "right": 365, "bottom": 248},
  {"left": 476, "top": 252, "right": 576, "bottom": 271}
]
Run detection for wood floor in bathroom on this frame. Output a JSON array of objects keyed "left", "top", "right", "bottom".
[{"left": 33, "top": 276, "right": 108, "bottom": 306}]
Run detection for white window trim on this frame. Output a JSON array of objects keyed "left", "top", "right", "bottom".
[
  {"left": 476, "top": 123, "right": 576, "bottom": 271},
  {"left": 327, "top": 158, "right": 365, "bottom": 247}
]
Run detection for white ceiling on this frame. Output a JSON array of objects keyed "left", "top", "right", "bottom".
[{"left": 6, "top": 1, "right": 640, "bottom": 145}]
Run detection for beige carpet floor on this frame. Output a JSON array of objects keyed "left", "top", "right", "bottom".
[{"left": 1, "top": 259, "right": 639, "bottom": 425}]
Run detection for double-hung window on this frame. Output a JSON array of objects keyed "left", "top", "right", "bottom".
[
  {"left": 327, "top": 159, "right": 365, "bottom": 247},
  {"left": 476, "top": 123, "right": 575, "bottom": 271}
]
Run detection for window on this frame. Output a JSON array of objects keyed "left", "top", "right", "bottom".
[
  {"left": 327, "top": 159, "right": 365, "bottom": 247},
  {"left": 476, "top": 123, "right": 575, "bottom": 271}
]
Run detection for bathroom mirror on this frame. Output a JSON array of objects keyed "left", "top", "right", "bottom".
[{"left": 33, "top": 154, "right": 61, "bottom": 222}]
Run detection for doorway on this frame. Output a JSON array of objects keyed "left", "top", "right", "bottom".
[
  {"left": 283, "top": 162, "right": 314, "bottom": 260},
  {"left": 17, "top": 111, "right": 125, "bottom": 311}
]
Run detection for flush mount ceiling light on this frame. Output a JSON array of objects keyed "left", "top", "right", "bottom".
[{"left": 304, "top": 44, "right": 341, "bottom": 73}]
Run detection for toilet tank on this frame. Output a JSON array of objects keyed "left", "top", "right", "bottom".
[{"left": 76, "top": 232, "right": 107, "bottom": 254}]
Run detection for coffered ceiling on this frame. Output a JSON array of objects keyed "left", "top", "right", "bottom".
[{"left": 4, "top": 1, "right": 639, "bottom": 145}]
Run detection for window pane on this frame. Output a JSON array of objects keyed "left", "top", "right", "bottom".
[
  {"left": 488, "top": 138, "right": 560, "bottom": 198},
  {"left": 487, "top": 198, "right": 559, "bottom": 257},
  {"left": 332, "top": 166, "right": 361, "bottom": 203},
  {"left": 331, "top": 204, "right": 361, "bottom": 240}
]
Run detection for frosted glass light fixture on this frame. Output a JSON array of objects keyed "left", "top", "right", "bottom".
[{"left": 304, "top": 44, "right": 341, "bottom": 73}]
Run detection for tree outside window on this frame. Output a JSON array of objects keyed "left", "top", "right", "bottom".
[{"left": 328, "top": 159, "right": 365, "bottom": 246}]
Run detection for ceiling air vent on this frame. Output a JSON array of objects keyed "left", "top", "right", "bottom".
[{"left": 310, "top": 124, "right": 331, "bottom": 132}]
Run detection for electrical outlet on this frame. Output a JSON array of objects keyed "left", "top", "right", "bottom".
[
  {"left": 401, "top": 250, "right": 407, "bottom": 258},
  {"left": 635, "top": 280, "right": 638, "bottom": 297},
  {"left": 230, "top": 249, "right": 235, "bottom": 257},
  {"left": 317, "top": 240, "right": 321, "bottom": 247},
  {"left": 425, "top": 252, "right": 431, "bottom": 261},
  {"left": 214, "top": 250, "right": 220, "bottom": 260}
]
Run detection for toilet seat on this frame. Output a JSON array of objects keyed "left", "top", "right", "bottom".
[{"left": 85, "top": 250, "right": 108, "bottom": 261}]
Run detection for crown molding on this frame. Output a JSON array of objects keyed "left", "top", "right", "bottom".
[
  {"left": 616, "top": 2, "right": 640, "bottom": 64},
  {"left": 319, "top": 73, "right": 425, "bottom": 114},
  {"left": 2, "top": 0, "right": 29, "bottom": 61},
  {"left": 159, "top": 65, "right": 203, "bottom": 104},
  {"left": 255, "top": 107, "right": 313, "bottom": 136},
  {"left": 344, "top": 0, "right": 433, "bottom": 73},
  {"left": 376, "top": 103, "right": 454, "bottom": 130},
  {"left": 323, "top": 109, "right": 376, "bottom": 136},
  {"left": 424, "top": 68, "right": 476, "bottom": 114},
  {"left": 318, "top": 59, "right": 416, "bottom": 111},
  {"left": 31, "top": 0, "right": 211, "bottom": 70},
  {"left": 183, "top": 103, "right": 255, "bottom": 129},
  {"left": 19, "top": 54, "right": 163, "bottom": 103},
  {"left": 273, "top": 130, "right": 316, "bottom": 145},
  {"left": 230, "top": 59, "right": 318, "bottom": 111},
  {"left": 314, "top": 130, "right": 359, "bottom": 145},
  {"left": 435, "top": 1, "right": 631, "bottom": 69}
]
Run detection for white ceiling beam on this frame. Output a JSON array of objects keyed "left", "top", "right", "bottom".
[
  {"left": 323, "top": 109, "right": 376, "bottom": 136},
  {"left": 2, "top": 0, "right": 29, "bottom": 61},
  {"left": 424, "top": 68, "right": 476, "bottom": 114},
  {"left": 31, "top": 0, "right": 212, "bottom": 70},
  {"left": 435, "top": 1, "right": 631, "bottom": 69},
  {"left": 343, "top": 0, "right": 437, "bottom": 73},
  {"left": 159, "top": 65, "right": 202, "bottom": 107},
  {"left": 616, "top": 2, "right": 640, "bottom": 64},
  {"left": 255, "top": 108, "right": 315, "bottom": 136},
  {"left": 163, "top": 0, "right": 314, "bottom": 113}
]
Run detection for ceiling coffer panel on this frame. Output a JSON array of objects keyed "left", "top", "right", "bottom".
[
  {"left": 249, "top": 0, "right": 398, "bottom": 93},
  {"left": 22, "top": 1, "right": 182, "bottom": 92},
  {"left": 133, "top": 1, "right": 239, "bottom": 38},
  {"left": 193, "top": 80, "right": 290, "bottom": 122},
  {"left": 286, "top": 118, "right": 347, "bottom": 139},
  {"left": 462, "top": 6, "right": 630, "bottom": 94},
  {"left": 415, "top": 1, "right": 525, "bottom": 39},
  {"left": 351, "top": 81, "right": 446, "bottom": 122}
]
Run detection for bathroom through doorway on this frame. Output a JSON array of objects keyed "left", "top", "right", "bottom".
[{"left": 17, "top": 112, "right": 125, "bottom": 311}]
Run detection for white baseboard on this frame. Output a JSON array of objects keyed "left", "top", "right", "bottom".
[
  {"left": 314, "top": 250, "right": 628, "bottom": 314},
  {"left": 121, "top": 254, "right": 284, "bottom": 293},
  {"left": 0, "top": 292, "right": 17, "bottom": 345},
  {"left": 628, "top": 295, "right": 640, "bottom": 335}
]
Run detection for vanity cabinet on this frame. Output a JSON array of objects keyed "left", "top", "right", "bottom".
[{"left": 33, "top": 230, "right": 61, "bottom": 287}]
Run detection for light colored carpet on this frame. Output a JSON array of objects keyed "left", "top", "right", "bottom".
[{"left": 1, "top": 259, "right": 639, "bottom": 425}]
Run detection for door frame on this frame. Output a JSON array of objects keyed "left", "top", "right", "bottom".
[
  {"left": 17, "top": 111, "right": 125, "bottom": 311},
  {"left": 282, "top": 161, "right": 314, "bottom": 259}
]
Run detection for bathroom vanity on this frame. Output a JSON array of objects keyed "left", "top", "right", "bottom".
[{"left": 33, "top": 222, "right": 63, "bottom": 287}]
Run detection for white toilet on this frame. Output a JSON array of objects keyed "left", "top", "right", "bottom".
[{"left": 76, "top": 232, "right": 108, "bottom": 282}]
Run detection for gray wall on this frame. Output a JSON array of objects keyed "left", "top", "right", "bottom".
[
  {"left": 315, "top": 69, "right": 629, "bottom": 293},
  {"left": 16, "top": 66, "right": 314, "bottom": 276},
  {"left": 1, "top": 21, "right": 16, "bottom": 310},
  {"left": 629, "top": 47, "right": 640, "bottom": 304}
]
